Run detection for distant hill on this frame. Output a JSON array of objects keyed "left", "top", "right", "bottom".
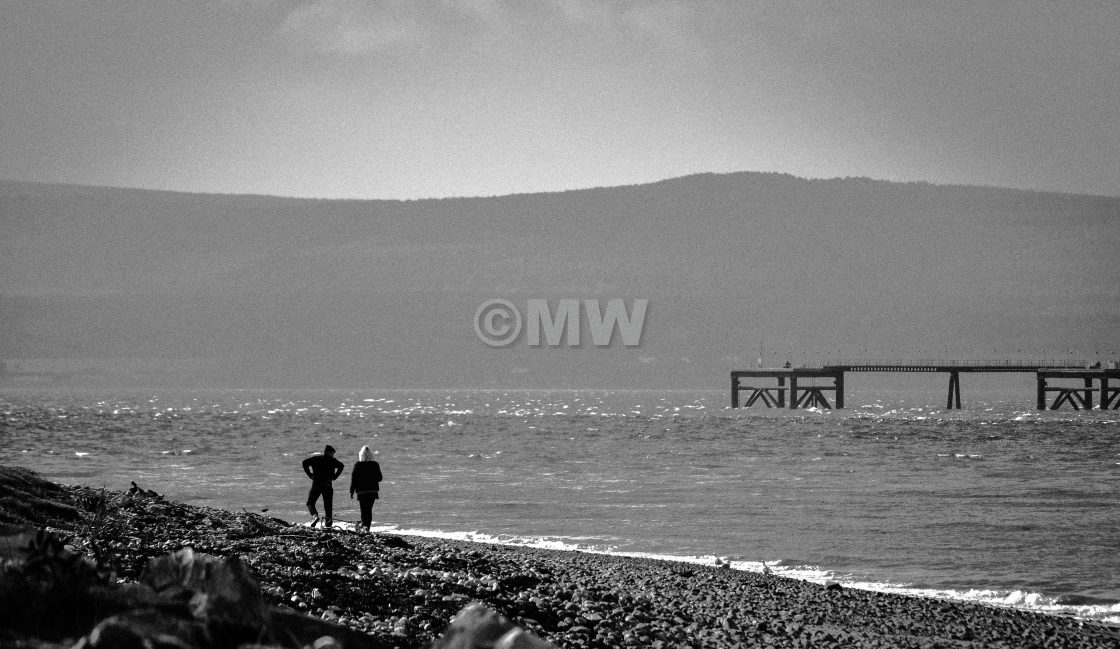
[{"left": 1, "top": 173, "right": 1117, "bottom": 388}]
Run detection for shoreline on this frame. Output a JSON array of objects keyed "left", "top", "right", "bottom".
[
  {"left": 322, "top": 520, "right": 1120, "bottom": 627},
  {"left": 330, "top": 521, "right": 1120, "bottom": 626},
  {"left": 3, "top": 466, "right": 1120, "bottom": 648}
]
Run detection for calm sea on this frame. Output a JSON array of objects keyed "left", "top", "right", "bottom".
[{"left": 2, "top": 386, "right": 1118, "bottom": 624}]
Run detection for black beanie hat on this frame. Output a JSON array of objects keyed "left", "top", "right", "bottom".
[{"left": 324, "top": 445, "right": 336, "bottom": 454}]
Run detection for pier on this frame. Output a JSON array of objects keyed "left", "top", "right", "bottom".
[{"left": 731, "top": 361, "right": 1120, "bottom": 411}]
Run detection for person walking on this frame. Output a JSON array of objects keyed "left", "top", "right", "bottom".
[
  {"left": 349, "top": 445, "right": 383, "bottom": 532},
  {"left": 302, "top": 444, "right": 344, "bottom": 528}
]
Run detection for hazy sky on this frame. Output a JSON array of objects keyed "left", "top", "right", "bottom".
[{"left": 2, "top": 1, "right": 1118, "bottom": 199}]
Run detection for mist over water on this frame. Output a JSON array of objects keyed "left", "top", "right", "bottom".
[{"left": 2, "top": 388, "right": 1119, "bottom": 623}]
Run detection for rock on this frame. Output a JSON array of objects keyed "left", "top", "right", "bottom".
[
  {"left": 381, "top": 535, "right": 412, "bottom": 549},
  {"left": 81, "top": 610, "right": 206, "bottom": 649},
  {"left": 83, "top": 617, "right": 149, "bottom": 649},
  {"left": 144, "top": 547, "right": 269, "bottom": 628},
  {"left": 428, "top": 602, "right": 558, "bottom": 649},
  {"left": 494, "top": 628, "right": 556, "bottom": 649},
  {"left": 60, "top": 544, "right": 390, "bottom": 649}
]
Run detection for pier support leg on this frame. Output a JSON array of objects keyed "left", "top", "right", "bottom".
[
  {"left": 947, "top": 371, "right": 961, "bottom": 409},
  {"left": 835, "top": 372, "right": 845, "bottom": 409},
  {"left": 1036, "top": 374, "right": 1046, "bottom": 410},
  {"left": 777, "top": 376, "right": 786, "bottom": 408},
  {"left": 1052, "top": 389, "right": 1078, "bottom": 410},
  {"left": 1103, "top": 377, "right": 1117, "bottom": 409},
  {"left": 789, "top": 376, "right": 798, "bottom": 410},
  {"left": 744, "top": 389, "right": 773, "bottom": 408},
  {"left": 1084, "top": 377, "right": 1094, "bottom": 410},
  {"left": 731, "top": 375, "right": 739, "bottom": 408},
  {"left": 805, "top": 389, "right": 831, "bottom": 409}
]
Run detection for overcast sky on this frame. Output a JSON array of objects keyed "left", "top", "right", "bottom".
[{"left": 2, "top": 1, "right": 1117, "bottom": 199}]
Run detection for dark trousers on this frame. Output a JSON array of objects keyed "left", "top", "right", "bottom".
[
  {"left": 357, "top": 492, "right": 378, "bottom": 530},
  {"left": 307, "top": 482, "right": 334, "bottom": 525}
]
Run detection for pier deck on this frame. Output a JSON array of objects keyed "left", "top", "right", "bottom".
[{"left": 731, "top": 362, "right": 1120, "bottom": 411}]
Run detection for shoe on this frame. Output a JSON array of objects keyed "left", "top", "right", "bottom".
[
  {"left": 324, "top": 519, "right": 333, "bottom": 529},
  {"left": 309, "top": 515, "right": 320, "bottom": 528}
]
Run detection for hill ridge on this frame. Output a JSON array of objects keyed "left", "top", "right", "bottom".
[{"left": 1, "top": 172, "right": 1116, "bottom": 388}]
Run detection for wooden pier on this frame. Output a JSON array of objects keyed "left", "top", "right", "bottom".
[
  {"left": 731, "top": 362, "right": 1120, "bottom": 411},
  {"left": 1036, "top": 369, "right": 1120, "bottom": 411}
]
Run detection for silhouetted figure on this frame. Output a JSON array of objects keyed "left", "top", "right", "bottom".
[
  {"left": 302, "top": 444, "right": 344, "bottom": 528},
  {"left": 349, "top": 445, "right": 383, "bottom": 532}
]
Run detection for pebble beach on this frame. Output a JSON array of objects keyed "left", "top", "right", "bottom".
[{"left": 3, "top": 465, "right": 1119, "bottom": 649}]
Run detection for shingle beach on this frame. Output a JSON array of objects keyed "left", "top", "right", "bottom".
[{"left": 2, "top": 466, "right": 1118, "bottom": 649}]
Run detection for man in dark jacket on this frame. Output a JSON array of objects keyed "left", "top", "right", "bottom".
[{"left": 302, "top": 444, "right": 344, "bottom": 528}]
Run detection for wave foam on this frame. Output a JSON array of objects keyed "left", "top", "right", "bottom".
[{"left": 356, "top": 521, "right": 1119, "bottom": 624}]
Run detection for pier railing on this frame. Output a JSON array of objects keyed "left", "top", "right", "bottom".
[{"left": 817, "top": 359, "right": 1093, "bottom": 370}]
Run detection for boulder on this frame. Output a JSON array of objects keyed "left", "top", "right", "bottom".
[{"left": 429, "top": 602, "right": 557, "bottom": 649}]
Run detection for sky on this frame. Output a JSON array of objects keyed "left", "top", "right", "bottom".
[{"left": 2, "top": 1, "right": 1118, "bottom": 200}]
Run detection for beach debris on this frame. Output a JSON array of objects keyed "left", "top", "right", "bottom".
[
  {"left": 0, "top": 465, "right": 83, "bottom": 527},
  {"left": 128, "top": 481, "right": 163, "bottom": 499},
  {"left": 236, "top": 509, "right": 288, "bottom": 537}
]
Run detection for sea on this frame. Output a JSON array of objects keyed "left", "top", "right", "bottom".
[{"left": 2, "top": 383, "right": 1119, "bottom": 625}]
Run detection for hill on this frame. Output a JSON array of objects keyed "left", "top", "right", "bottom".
[{"left": 1, "top": 173, "right": 1117, "bottom": 388}]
